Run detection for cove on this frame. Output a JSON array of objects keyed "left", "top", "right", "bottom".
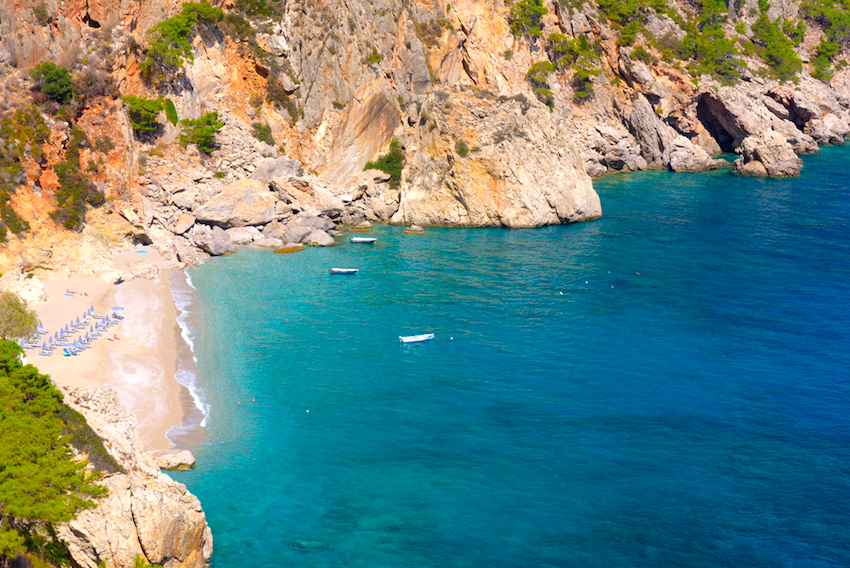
[{"left": 172, "top": 146, "right": 850, "bottom": 567}]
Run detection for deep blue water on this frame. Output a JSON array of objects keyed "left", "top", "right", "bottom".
[{"left": 173, "top": 148, "right": 850, "bottom": 567}]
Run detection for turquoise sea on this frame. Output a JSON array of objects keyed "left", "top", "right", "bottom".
[{"left": 171, "top": 147, "right": 850, "bottom": 567}]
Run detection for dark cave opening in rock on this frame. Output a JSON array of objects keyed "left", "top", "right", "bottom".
[
  {"left": 83, "top": 13, "right": 101, "bottom": 29},
  {"left": 696, "top": 95, "right": 736, "bottom": 153}
]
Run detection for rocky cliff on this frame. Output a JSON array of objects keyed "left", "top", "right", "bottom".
[
  {"left": 58, "top": 386, "right": 212, "bottom": 568},
  {"left": 0, "top": 0, "right": 848, "bottom": 266}
]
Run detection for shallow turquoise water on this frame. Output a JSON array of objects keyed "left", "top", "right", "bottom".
[{"left": 173, "top": 147, "right": 850, "bottom": 567}]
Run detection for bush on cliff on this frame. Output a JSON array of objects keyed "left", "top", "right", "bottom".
[
  {"left": 122, "top": 96, "right": 166, "bottom": 134},
  {"left": 0, "top": 340, "right": 107, "bottom": 565},
  {"left": 179, "top": 112, "right": 225, "bottom": 154},
  {"left": 141, "top": 1, "right": 224, "bottom": 83},
  {"left": 752, "top": 0, "right": 802, "bottom": 81},
  {"left": 29, "top": 62, "right": 74, "bottom": 106},
  {"left": 0, "top": 106, "right": 48, "bottom": 240},
  {"left": 0, "top": 292, "right": 38, "bottom": 341},
  {"left": 51, "top": 127, "right": 105, "bottom": 231},
  {"left": 509, "top": 0, "right": 547, "bottom": 38},
  {"left": 801, "top": 0, "right": 850, "bottom": 81},
  {"left": 364, "top": 138, "right": 405, "bottom": 189},
  {"left": 682, "top": 0, "right": 743, "bottom": 84}
]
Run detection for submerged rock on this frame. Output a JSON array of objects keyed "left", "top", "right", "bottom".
[{"left": 275, "top": 242, "right": 305, "bottom": 254}]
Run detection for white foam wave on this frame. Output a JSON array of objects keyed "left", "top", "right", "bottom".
[{"left": 170, "top": 272, "right": 209, "bottom": 428}]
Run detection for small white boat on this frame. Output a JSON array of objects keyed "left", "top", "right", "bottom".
[
  {"left": 399, "top": 333, "right": 435, "bottom": 343},
  {"left": 330, "top": 268, "right": 358, "bottom": 275},
  {"left": 350, "top": 237, "right": 377, "bottom": 244}
]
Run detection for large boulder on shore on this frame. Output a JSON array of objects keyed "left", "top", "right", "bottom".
[
  {"left": 735, "top": 130, "right": 802, "bottom": 177},
  {"left": 189, "top": 224, "right": 236, "bottom": 256},
  {"left": 193, "top": 179, "right": 278, "bottom": 227}
]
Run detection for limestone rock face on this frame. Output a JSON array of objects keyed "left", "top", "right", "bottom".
[
  {"left": 304, "top": 229, "right": 335, "bottom": 246},
  {"left": 149, "top": 450, "right": 197, "bottom": 471},
  {"left": 193, "top": 179, "right": 279, "bottom": 228},
  {"left": 188, "top": 224, "right": 236, "bottom": 256},
  {"left": 57, "top": 386, "right": 212, "bottom": 568},
  {"left": 735, "top": 130, "right": 802, "bottom": 177},
  {"left": 392, "top": 91, "right": 601, "bottom": 228}
]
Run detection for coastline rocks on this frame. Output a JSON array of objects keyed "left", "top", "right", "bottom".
[
  {"left": 225, "top": 226, "right": 263, "bottom": 245},
  {"left": 735, "top": 130, "right": 802, "bottom": 177},
  {"left": 275, "top": 242, "right": 305, "bottom": 254},
  {"left": 189, "top": 224, "right": 236, "bottom": 256},
  {"left": 149, "top": 449, "right": 197, "bottom": 471},
  {"left": 248, "top": 157, "right": 303, "bottom": 183},
  {"left": 193, "top": 179, "right": 278, "bottom": 228},
  {"left": 404, "top": 224, "right": 426, "bottom": 234},
  {"left": 282, "top": 226, "right": 312, "bottom": 244},
  {"left": 57, "top": 386, "right": 212, "bottom": 568},
  {"left": 171, "top": 214, "right": 196, "bottom": 236},
  {"left": 304, "top": 229, "right": 335, "bottom": 246}
]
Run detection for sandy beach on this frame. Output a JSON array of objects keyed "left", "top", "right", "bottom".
[{"left": 31, "top": 248, "right": 192, "bottom": 451}]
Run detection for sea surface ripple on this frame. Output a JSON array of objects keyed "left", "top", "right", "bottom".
[{"left": 173, "top": 147, "right": 850, "bottom": 567}]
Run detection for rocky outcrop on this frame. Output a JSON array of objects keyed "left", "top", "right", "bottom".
[
  {"left": 57, "top": 386, "right": 212, "bottom": 568},
  {"left": 734, "top": 130, "right": 802, "bottom": 177},
  {"left": 193, "top": 179, "right": 279, "bottom": 228},
  {"left": 393, "top": 90, "right": 601, "bottom": 228}
]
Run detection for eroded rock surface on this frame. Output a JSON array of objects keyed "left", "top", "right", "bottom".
[{"left": 58, "top": 386, "right": 212, "bottom": 568}]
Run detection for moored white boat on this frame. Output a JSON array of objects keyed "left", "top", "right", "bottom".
[
  {"left": 330, "top": 268, "right": 358, "bottom": 275},
  {"left": 350, "top": 237, "right": 377, "bottom": 243},
  {"left": 399, "top": 333, "right": 435, "bottom": 343}
]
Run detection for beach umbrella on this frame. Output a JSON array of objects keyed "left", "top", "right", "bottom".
[{"left": 42, "top": 343, "right": 47, "bottom": 350}]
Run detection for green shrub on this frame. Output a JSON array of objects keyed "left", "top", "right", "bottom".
[
  {"left": 751, "top": 0, "right": 802, "bottom": 81},
  {"left": 364, "top": 138, "right": 405, "bottom": 189},
  {"left": 33, "top": 3, "right": 49, "bottom": 25},
  {"left": 504, "top": 49, "right": 513, "bottom": 60},
  {"left": 251, "top": 121, "right": 274, "bottom": 145},
  {"left": 801, "top": 0, "right": 850, "bottom": 82},
  {"left": 0, "top": 340, "right": 108, "bottom": 562},
  {"left": 266, "top": 79, "right": 299, "bottom": 122},
  {"left": 233, "top": 0, "right": 284, "bottom": 18},
  {"left": 455, "top": 139, "right": 469, "bottom": 157},
  {"left": 30, "top": 62, "right": 74, "bottom": 105},
  {"left": 219, "top": 12, "right": 255, "bottom": 42},
  {"left": 122, "top": 96, "right": 166, "bottom": 134},
  {"left": 681, "top": 0, "right": 743, "bottom": 84},
  {"left": 143, "top": 1, "right": 224, "bottom": 80},
  {"left": 94, "top": 136, "right": 115, "bottom": 153},
  {"left": 509, "top": 0, "right": 548, "bottom": 38},
  {"left": 179, "top": 111, "right": 224, "bottom": 153},
  {"left": 165, "top": 98, "right": 179, "bottom": 125},
  {"left": 332, "top": 100, "right": 346, "bottom": 109},
  {"left": 631, "top": 45, "right": 656, "bottom": 64},
  {"left": 51, "top": 127, "right": 104, "bottom": 231},
  {"left": 365, "top": 47, "right": 383, "bottom": 65}
]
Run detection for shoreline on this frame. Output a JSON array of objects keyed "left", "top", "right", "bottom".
[{"left": 31, "top": 248, "right": 207, "bottom": 452}]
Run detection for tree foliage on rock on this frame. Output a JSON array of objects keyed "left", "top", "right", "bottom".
[
  {"left": 364, "top": 138, "right": 405, "bottom": 189},
  {"left": 141, "top": 1, "right": 224, "bottom": 83},
  {"left": 29, "top": 62, "right": 74, "bottom": 106},
  {"left": 179, "top": 112, "right": 224, "bottom": 154},
  {"left": 51, "top": 127, "right": 105, "bottom": 231},
  {"left": 509, "top": 0, "right": 547, "bottom": 38},
  {"left": 752, "top": 0, "right": 803, "bottom": 81},
  {"left": 0, "top": 341, "right": 106, "bottom": 565},
  {"left": 0, "top": 293, "right": 37, "bottom": 342}
]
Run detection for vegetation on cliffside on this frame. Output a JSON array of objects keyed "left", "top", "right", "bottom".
[{"left": 0, "top": 341, "right": 110, "bottom": 567}]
